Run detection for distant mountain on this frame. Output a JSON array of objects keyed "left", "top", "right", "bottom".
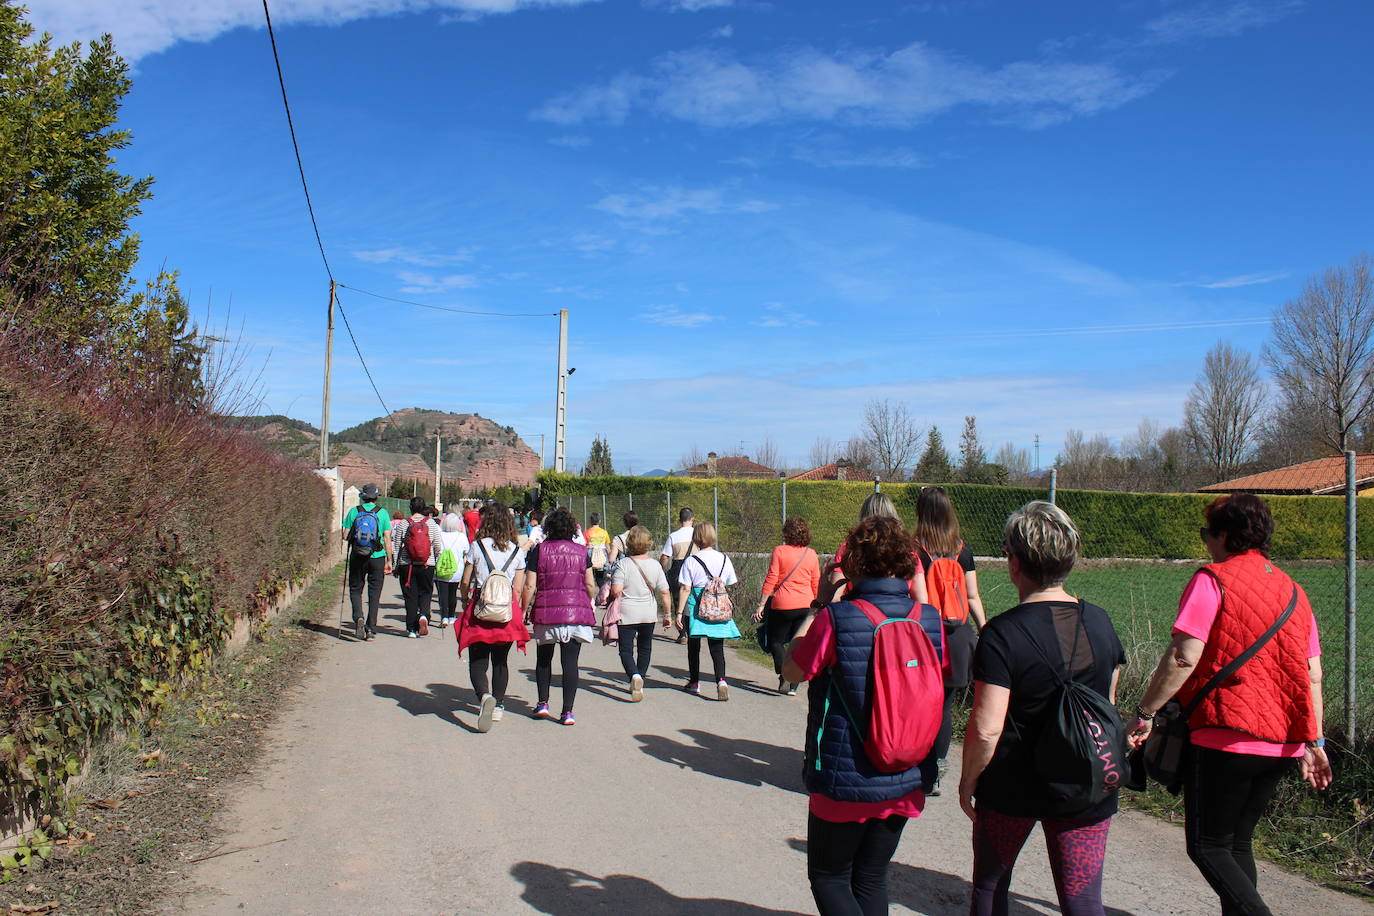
[
  {"left": 236, "top": 408, "right": 539, "bottom": 491},
  {"left": 641, "top": 468, "right": 671, "bottom": 478}
]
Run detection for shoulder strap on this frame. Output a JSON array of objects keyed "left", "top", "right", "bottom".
[
  {"left": 476, "top": 538, "right": 496, "bottom": 571},
  {"left": 848, "top": 597, "right": 919, "bottom": 630},
  {"left": 1014, "top": 600, "right": 1089, "bottom": 687},
  {"left": 1180, "top": 584, "right": 1299, "bottom": 719},
  {"left": 774, "top": 550, "right": 808, "bottom": 592},
  {"left": 716, "top": 555, "right": 727, "bottom": 579},
  {"left": 629, "top": 558, "right": 653, "bottom": 590},
  {"left": 498, "top": 545, "right": 519, "bottom": 573}
]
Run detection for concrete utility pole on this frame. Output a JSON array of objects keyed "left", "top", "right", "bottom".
[
  {"left": 435, "top": 436, "right": 442, "bottom": 510},
  {"left": 318, "top": 280, "right": 336, "bottom": 467},
  {"left": 554, "top": 309, "right": 569, "bottom": 472}
]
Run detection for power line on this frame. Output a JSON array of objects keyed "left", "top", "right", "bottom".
[
  {"left": 334, "top": 291, "right": 392, "bottom": 417},
  {"left": 262, "top": 0, "right": 333, "bottom": 283},
  {"left": 337, "top": 284, "right": 557, "bottom": 318}
]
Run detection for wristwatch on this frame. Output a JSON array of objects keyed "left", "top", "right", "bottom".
[{"left": 1308, "top": 737, "right": 1327, "bottom": 748}]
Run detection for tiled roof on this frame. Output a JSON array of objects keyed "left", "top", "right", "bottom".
[
  {"left": 790, "top": 462, "right": 839, "bottom": 481},
  {"left": 683, "top": 455, "right": 776, "bottom": 477},
  {"left": 1199, "top": 454, "right": 1374, "bottom": 494}
]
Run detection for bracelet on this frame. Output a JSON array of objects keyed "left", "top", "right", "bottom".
[
  {"left": 1308, "top": 737, "right": 1326, "bottom": 748},
  {"left": 1134, "top": 705, "right": 1154, "bottom": 720}
]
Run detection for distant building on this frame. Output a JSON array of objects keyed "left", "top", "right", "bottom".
[
  {"left": 788, "top": 458, "right": 860, "bottom": 482},
  {"left": 1199, "top": 454, "right": 1374, "bottom": 496},
  {"left": 680, "top": 451, "right": 777, "bottom": 479}
]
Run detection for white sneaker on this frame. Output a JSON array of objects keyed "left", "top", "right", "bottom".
[
  {"left": 717, "top": 680, "right": 729, "bottom": 702},
  {"left": 630, "top": 674, "right": 644, "bottom": 702},
  {"left": 492, "top": 705, "right": 504, "bottom": 722},
  {"left": 477, "top": 694, "right": 496, "bottom": 733}
]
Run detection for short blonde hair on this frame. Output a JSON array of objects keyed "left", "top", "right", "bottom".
[
  {"left": 859, "top": 492, "right": 900, "bottom": 522},
  {"left": 1003, "top": 501, "right": 1079, "bottom": 588},
  {"left": 625, "top": 524, "right": 653, "bottom": 556},
  {"left": 692, "top": 521, "right": 719, "bottom": 550}
]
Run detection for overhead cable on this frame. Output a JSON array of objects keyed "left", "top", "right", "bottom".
[
  {"left": 334, "top": 291, "right": 393, "bottom": 417},
  {"left": 337, "top": 284, "right": 558, "bottom": 318}
]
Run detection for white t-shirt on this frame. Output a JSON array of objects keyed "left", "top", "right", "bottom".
[
  {"left": 527, "top": 524, "right": 544, "bottom": 545},
  {"left": 435, "top": 529, "right": 470, "bottom": 583},
  {"left": 468, "top": 538, "right": 526, "bottom": 586},
  {"left": 660, "top": 525, "right": 696, "bottom": 560},
  {"left": 611, "top": 556, "right": 670, "bottom": 625},
  {"left": 677, "top": 548, "right": 738, "bottom": 589}
]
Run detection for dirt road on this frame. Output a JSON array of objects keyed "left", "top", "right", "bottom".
[{"left": 179, "top": 582, "right": 1368, "bottom": 914}]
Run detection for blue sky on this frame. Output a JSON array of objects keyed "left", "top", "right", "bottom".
[{"left": 31, "top": 0, "right": 1374, "bottom": 473}]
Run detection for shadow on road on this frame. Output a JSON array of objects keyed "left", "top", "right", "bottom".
[
  {"left": 511, "top": 862, "right": 809, "bottom": 915},
  {"left": 783, "top": 837, "right": 1132, "bottom": 916},
  {"left": 634, "top": 728, "right": 804, "bottom": 792},
  {"left": 371, "top": 682, "right": 481, "bottom": 734}
]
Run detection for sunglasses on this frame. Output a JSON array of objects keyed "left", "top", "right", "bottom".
[{"left": 1199, "top": 527, "right": 1211, "bottom": 542}]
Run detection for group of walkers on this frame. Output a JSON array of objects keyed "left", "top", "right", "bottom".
[{"left": 343, "top": 484, "right": 1333, "bottom": 916}]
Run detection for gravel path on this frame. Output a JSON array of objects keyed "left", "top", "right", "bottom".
[{"left": 179, "top": 581, "right": 1369, "bottom": 915}]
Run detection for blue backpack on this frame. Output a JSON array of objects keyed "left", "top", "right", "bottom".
[{"left": 349, "top": 507, "right": 382, "bottom": 557}]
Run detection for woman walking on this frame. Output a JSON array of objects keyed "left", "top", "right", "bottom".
[
  {"left": 435, "top": 512, "right": 469, "bottom": 628},
  {"left": 1129, "top": 494, "right": 1331, "bottom": 916},
  {"left": 522, "top": 507, "right": 596, "bottom": 725},
  {"left": 753, "top": 515, "right": 820, "bottom": 695},
  {"left": 823, "top": 492, "right": 928, "bottom": 606},
  {"left": 607, "top": 524, "right": 672, "bottom": 700},
  {"left": 960, "top": 501, "right": 1126, "bottom": 916},
  {"left": 782, "top": 515, "right": 945, "bottom": 915},
  {"left": 913, "top": 485, "right": 987, "bottom": 794},
  {"left": 607, "top": 510, "right": 638, "bottom": 564},
  {"left": 457, "top": 504, "right": 529, "bottom": 733},
  {"left": 674, "top": 522, "right": 740, "bottom": 700}
]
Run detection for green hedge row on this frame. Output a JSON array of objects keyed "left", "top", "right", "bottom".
[{"left": 538, "top": 472, "right": 1373, "bottom": 560}]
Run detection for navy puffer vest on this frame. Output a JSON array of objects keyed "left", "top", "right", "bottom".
[
  {"left": 803, "top": 578, "right": 945, "bottom": 802},
  {"left": 533, "top": 539, "right": 595, "bottom": 626}
]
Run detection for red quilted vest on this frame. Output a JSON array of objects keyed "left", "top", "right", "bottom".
[{"left": 1176, "top": 551, "right": 1318, "bottom": 744}]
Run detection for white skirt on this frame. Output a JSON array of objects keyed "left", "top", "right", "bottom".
[{"left": 534, "top": 623, "right": 594, "bottom": 645}]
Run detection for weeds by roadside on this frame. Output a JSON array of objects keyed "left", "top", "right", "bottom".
[{"left": 0, "top": 563, "right": 344, "bottom": 916}]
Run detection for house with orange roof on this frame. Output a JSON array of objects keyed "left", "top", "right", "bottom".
[{"left": 1199, "top": 455, "right": 1374, "bottom": 496}]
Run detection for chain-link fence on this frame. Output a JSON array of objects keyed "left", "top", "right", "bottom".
[{"left": 544, "top": 463, "right": 1372, "bottom": 744}]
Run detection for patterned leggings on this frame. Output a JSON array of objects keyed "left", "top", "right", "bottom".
[{"left": 971, "top": 808, "right": 1112, "bottom": 916}]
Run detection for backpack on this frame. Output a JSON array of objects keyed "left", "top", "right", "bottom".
[
  {"left": 1021, "top": 603, "right": 1129, "bottom": 812},
  {"left": 589, "top": 542, "right": 608, "bottom": 571},
  {"left": 692, "top": 555, "right": 734, "bottom": 623},
  {"left": 348, "top": 507, "right": 382, "bottom": 557},
  {"left": 923, "top": 541, "right": 970, "bottom": 625},
  {"left": 404, "top": 517, "right": 432, "bottom": 565},
  {"left": 831, "top": 599, "right": 944, "bottom": 774},
  {"left": 435, "top": 546, "right": 459, "bottom": 581},
  {"left": 474, "top": 540, "right": 518, "bottom": 624}
]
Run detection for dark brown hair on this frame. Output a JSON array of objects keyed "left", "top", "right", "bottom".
[
  {"left": 782, "top": 515, "right": 812, "bottom": 547},
  {"left": 622, "top": 510, "right": 639, "bottom": 529},
  {"left": 543, "top": 506, "right": 579, "bottom": 541},
  {"left": 1203, "top": 494, "right": 1273, "bottom": 556},
  {"left": 915, "top": 486, "right": 961, "bottom": 557},
  {"left": 476, "top": 502, "right": 516, "bottom": 550},
  {"left": 840, "top": 516, "right": 916, "bottom": 583}
]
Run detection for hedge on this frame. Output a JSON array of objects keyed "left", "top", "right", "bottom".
[
  {"left": 0, "top": 366, "right": 332, "bottom": 828},
  {"left": 538, "top": 472, "right": 1373, "bottom": 560}
]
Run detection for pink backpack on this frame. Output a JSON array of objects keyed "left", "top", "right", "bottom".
[
  {"left": 845, "top": 599, "right": 944, "bottom": 773},
  {"left": 692, "top": 556, "right": 735, "bottom": 623}
]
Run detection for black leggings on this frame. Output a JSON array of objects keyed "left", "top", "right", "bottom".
[
  {"left": 687, "top": 636, "right": 726, "bottom": 683},
  {"left": 618, "top": 622, "right": 655, "bottom": 679},
  {"left": 807, "top": 812, "right": 907, "bottom": 915},
  {"left": 535, "top": 641, "right": 582, "bottom": 711},
  {"left": 468, "top": 641, "right": 511, "bottom": 702},
  {"left": 1185, "top": 746, "right": 1295, "bottom": 916},
  {"left": 766, "top": 606, "right": 809, "bottom": 676},
  {"left": 436, "top": 581, "right": 460, "bottom": 620},
  {"left": 933, "top": 687, "right": 958, "bottom": 763}
]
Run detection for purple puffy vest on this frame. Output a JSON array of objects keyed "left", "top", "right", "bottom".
[{"left": 533, "top": 539, "right": 594, "bottom": 626}]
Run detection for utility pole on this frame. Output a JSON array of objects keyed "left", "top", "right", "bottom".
[
  {"left": 318, "top": 280, "right": 336, "bottom": 467},
  {"left": 554, "top": 309, "right": 569, "bottom": 472},
  {"left": 435, "top": 436, "right": 442, "bottom": 510},
  {"left": 1033, "top": 434, "right": 1040, "bottom": 474}
]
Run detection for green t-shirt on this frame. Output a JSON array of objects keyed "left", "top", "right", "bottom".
[{"left": 343, "top": 503, "right": 393, "bottom": 559}]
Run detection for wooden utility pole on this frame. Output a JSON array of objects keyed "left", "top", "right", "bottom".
[{"left": 318, "top": 280, "right": 336, "bottom": 467}]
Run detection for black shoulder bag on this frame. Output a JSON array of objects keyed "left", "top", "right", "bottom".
[{"left": 1140, "top": 583, "right": 1298, "bottom": 794}]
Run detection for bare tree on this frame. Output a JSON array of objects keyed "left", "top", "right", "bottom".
[
  {"left": 808, "top": 436, "right": 836, "bottom": 469},
  {"left": 755, "top": 434, "right": 783, "bottom": 473},
  {"left": 1184, "top": 341, "right": 1266, "bottom": 481},
  {"left": 1264, "top": 252, "right": 1374, "bottom": 453},
  {"left": 842, "top": 437, "right": 877, "bottom": 477},
  {"left": 1057, "top": 429, "right": 1116, "bottom": 489},
  {"left": 678, "top": 445, "right": 704, "bottom": 472},
  {"left": 992, "top": 441, "right": 1033, "bottom": 483},
  {"left": 859, "top": 398, "right": 920, "bottom": 481}
]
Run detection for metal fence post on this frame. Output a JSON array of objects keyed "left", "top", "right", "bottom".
[
  {"left": 1049, "top": 467, "right": 1058, "bottom": 505},
  {"left": 1346, "top": 450, "right": 1357, "bottom": 742},
  {"left": 583, "top": 494, "right": 588, "bottom": 523},
  {"left": 781, "top": 480, "right": 788, "bottom": 526},
  {"left": 667, "top": 490, "right": 672, "bottom": 535},
  {"left": 628, "top": 492, "right": 634, "bottom": 512},
  {"left": 602, "top": 493, "right": 607, "bottom": 526},
  {"left": 713, "top": 486, "right": 719, "bottom": 532}
]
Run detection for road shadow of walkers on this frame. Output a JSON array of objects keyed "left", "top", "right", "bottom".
[
  {"left": 511, "top": 862, "right": 809, "bottom": 915},
  {"left": 784, "top": 838, "right": 1133, "bottom": 916},
  {"left": 371, "top": 682, "right": 481, "bottom": 733},
  {"left": 635, "top": 728, "right": 803, "bottom": 793}
]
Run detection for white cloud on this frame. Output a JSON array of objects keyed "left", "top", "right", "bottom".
[
  {"left": 792, "top": 142, "right": 925, "bottom": 169},
  {"left": 1143, "top": 1, "right": 1303, "bottom": 44},
  {"left": 642, "top": 306, "right": 716, "bottom": 327},
  {"left": 709, "top": 24, "right": 734, "bottom": 38},
  {"left": 594, "top": 185, "right": 776, "bottom": 221},
  {"left": 353, "top": 246, "right": 473, "bottom": 266},
  {"left": 646, "top": 0, "right": 734, "bottom": 10},
  {"left": 546, "top": 284, "right": 601, "bottom": 299},
  {"left": 30, "top": 0, "right": 606, "bottom": 63},
  {"left": 548, "top": 134, "right": 592, "bottom": 148},
  {"left": 753, "top": 302, "right": 817, "bottom": 328},
  {"left": 397, "top": 271, "right": 478, "bottom": 293},
  {"left": 534, "top": 43, "right": 1163, "bottom": 129},
  {"left": 1177, "top": 271, "right": 1289, "bottom": 289}
]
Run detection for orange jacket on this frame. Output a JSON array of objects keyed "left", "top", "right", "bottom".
[{"left": 761, "top": 544, "right": 820, "bottom": 610}]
